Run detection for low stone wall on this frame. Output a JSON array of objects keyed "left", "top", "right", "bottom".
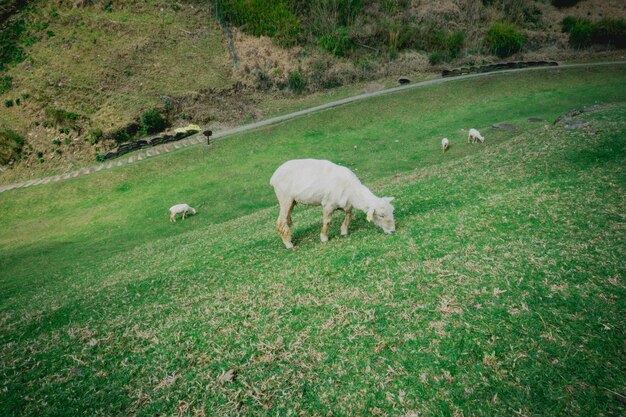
[
  {"left": 442, "top": 61, "right": 558, "bottom": 77},
  {"left": 99, "top": 130, "right": 199, "bottom": 161}
]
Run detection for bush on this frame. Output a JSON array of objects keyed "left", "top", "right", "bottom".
[
  {"left": 592, "top": 18, "right": 626, "bottom": 49},
  {"left": 485, "top": 22, "right": 524, "bottom": 58},
  {"left": 111, "top": 128, "right": 130, "bottom": 143},
  {"left": 0, "top": 76, "right": 12, "bottom": 95},
  {"left": 217, "top": 0, "right": 300, "bottom": 46},
  {"left": 568, "top": 19, "right": 594, "bottom": 48},
  {"left": 0, "top": 17, "right": 26, "bottom": 71},
  {"left": 4, "top": 99, "right": 14, "bottom": 108},
  {"left": 88, "top": 129, "right": 103, "bottom": 144},
  {"left": 140, "top": 109, "right": 168, "bottom": 135},
  {"left": 429, "top": 51, "right": 449, "bottom": 66},
  {"left": 562, "top": 16, "right": 582, "bottom": 33},
  {"left": 45, "top": 108, "right": 81, "bottom": 126},
  {"left": 551, "top": 0, "right": 582, "bottom": 7},
  {"left": 318, "top": 26, "right": 352, "bottom": 56},
  {"left": 0, "top": 128, "right": 25, "bottom": 165},
  {"left": 446, "top": 31, "right": 465, "bottom": 58},
  {"left": 255, "top": 71, "right": 273, "bottom": 91},
  {"left": 287, "top": 69, "right": 307, "bottom": 94},
  {"left": 565, "top": 17, "right": 626, "bottom": 49}
]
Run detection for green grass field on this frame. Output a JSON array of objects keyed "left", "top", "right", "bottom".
[{"left": 0, "top": 66, "right": 625, "bottom": 416}]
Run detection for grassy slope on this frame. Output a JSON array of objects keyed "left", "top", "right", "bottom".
[
  {"left": 0, "top": 66, "right": 625, "bottom": 416},
  {"left": 0, "top": 2, "right": 232, "bottom": 131}
]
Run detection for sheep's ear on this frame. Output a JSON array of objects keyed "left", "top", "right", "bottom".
[
  {"left": 383, "top": 197, "right": 395, "bottom": 203},
  {"left": 367, "top": 208, "right": 375, "bottom": 222}
]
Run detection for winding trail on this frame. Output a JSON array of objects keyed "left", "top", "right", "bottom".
[{"left": 1, "top": 61, "right": 624, "bottom": 194}]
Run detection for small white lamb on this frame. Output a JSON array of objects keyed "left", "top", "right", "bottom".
[
  {"left": 169, "top": 203, "right": 196, "bottom": 222},
  {"left": 441, "top": 138, "right": 449, "bottom": 153},
  {"left": 468, "top": 128, "right": 485, "bottom": 143}
]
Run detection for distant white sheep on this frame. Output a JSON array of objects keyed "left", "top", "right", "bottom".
[
  {"left": 468, "top": 128, "right": 485, "bottom": 143},
  {"left": 269, "top": 159, "right": 396, "bottom": 249},
  {"left": 169, "top": 203, "right": 196, "bottom": 222},
  {"left": 441, "top": 138, "right": 449, "bottom": 153}
]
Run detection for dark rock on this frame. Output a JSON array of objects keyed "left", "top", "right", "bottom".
[
  {"left": 528, "top": 117, "right": 544, "bottom": 122},
  {"left": 162, "top": 134, "right": 175, "bottom": 143},
  {"left": 492, "top": 123, "right": 516, "bottom": 131},
  {"left": 398, "top": 77, "right": 411, "bottom": 85},
  {"left": 103, "top": 152, "right": 117, "bottom": 160},
  {"left": 117, "top": 143, "right": 140, "bottom": 153},
  {"left": 564, "top": 120, "right": 585, "bottom": 129},
  {"left": 150, "top": 136, "right": 166, "bottom": 146},
  {"left": 554, "top": 105, "right": 599, "bottom": 124}
]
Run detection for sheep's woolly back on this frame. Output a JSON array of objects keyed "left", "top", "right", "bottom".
[
  {"left": 169, "top": 203, "right": 194, "bottom": 214},
  {"left": 270, "top": 159, "right": 366, "bottom": 208}
]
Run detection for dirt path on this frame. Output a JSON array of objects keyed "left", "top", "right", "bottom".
[{"left": 1, "top": 61, "right": 624, "bottom": 194}]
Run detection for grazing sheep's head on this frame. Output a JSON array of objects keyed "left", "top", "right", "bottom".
[
  {"left": 190, "top": 208, "right": 197, "bottom": 215},
  {"left": 367, "top": 197, "right": 396, "bottom": 234}
]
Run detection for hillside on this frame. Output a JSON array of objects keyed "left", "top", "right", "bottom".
[
  {"left": 1, "top": 0, "right": 626, "bottom": 180},
  {"left": 0, "top": 66, "right": 624, "bottom": 416}
]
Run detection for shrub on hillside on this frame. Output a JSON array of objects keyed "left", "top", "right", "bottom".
[
  {"left": 88, "top": 129, "right": 103, "bottom": 144},
  {"left": 562, "top": 16, "right": 585, "bottom": 33},
  {"left": 564, "top": 17, "right": 626, "bottom": 49},
  {"left": 485, "top": 22, "right": 524, "bottom": 58},
  {"left": 0, "top": 16, "right": 26, "bottom": 71},
  {"left": 428, "top": 51, "right": 448, "bottom": 66},
  {"left": 428, "top": 31, "right": 465, "bottom": 64},
  {"left": 255, "top": 71, "right": 273, "bottom": 91},
  {"left": 0, "top": 76, "right": 12, "bottom": 94},
  {"left": 287, "top": 69, "right": 306, "bottom": 94},
  {"left": 45, "top": 107, "right": 81, "bottom": 126},
  {"left": 568, "top": 19, "right": 594, "bottom": 48},
  {"left": 318, "top": 26, "right": 352, "bottom": 56},
  {"left": 551, "top": 0, "right": 582, "bottom": 7},
  {"left": 110, "top": 122, "right": 140, "bottom": 144},
  {"left": 592, "top": 18, "right": 626, "bottom": 48},
  {"left": 0, "top": 128, "right": 25, "bottom": 165},
  {"left": 298, "top": 0, "right": 362, "bottom": 39},
  {"left": 140, "top": 109, "right": 168, "bottom": 135},
  {"left": 216, "top": 0, "right": 300, "bottom": 46}
]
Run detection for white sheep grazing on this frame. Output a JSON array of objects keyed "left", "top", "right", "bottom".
[
  {"left": 270, "top": 159, "right": 396, "bottom": 249},
  {"left": 468, "top": 128, "right": 485, "bottom": 143},
  {"left": 169, "top": 203, "right": 196, "bottom": 222},
  {"left": 441, "top": 137, "right": 449, "bottom": 153}
]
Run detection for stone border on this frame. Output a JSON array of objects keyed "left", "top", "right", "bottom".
[{"left": 442, "top": 60, "right": 559, "bottom": 77}]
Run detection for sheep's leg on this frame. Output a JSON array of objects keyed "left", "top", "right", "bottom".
[
  {"left": 340, "top": 208, "right": 352, "bottom": 236},
  {"left": 182, "top": 210, "right": 187, "bottom": 220},
  {"left": 320, "top": 206, "right": 334, "bottom": 243},
  {"left": 276, "top": 196, "right": 296, "bottom": 249},
  {"left": 169, "top": 214, "right": 175, "bottom": 222}
]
